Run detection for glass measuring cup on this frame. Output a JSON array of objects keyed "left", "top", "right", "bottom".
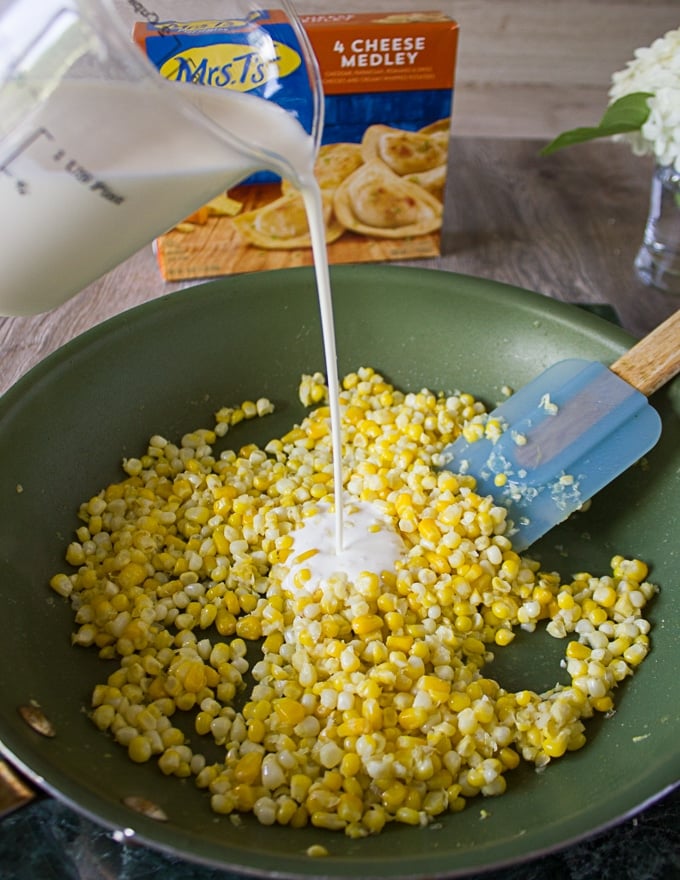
[{"left": 0, "top": 0, "right": 322, "bottom": 315}]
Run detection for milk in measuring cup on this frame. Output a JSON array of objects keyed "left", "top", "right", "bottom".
[
  {"left": 0, "top": 78, "right": 317, "bottom": 315},
  {"left": 0, "top": 51, "right": 352, "bottom": 558},
  {"left": 1, "top": 74, "right": 348, "bottom": 550}
]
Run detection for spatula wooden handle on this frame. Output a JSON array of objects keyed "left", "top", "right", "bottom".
[{"left": 610, "top": 308, "right": 680, "bottom": 396}]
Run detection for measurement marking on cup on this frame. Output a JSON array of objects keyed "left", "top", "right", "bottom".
[
  {"left": 0, "top": 126, "right": 54, "bottom": 195},
  {"left": 1, "top": 126, "right": 126, "bottom": 204}
]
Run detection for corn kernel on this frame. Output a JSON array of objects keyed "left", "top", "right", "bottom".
[
  {"left": 128, "top": 735, "right": 152, "bottom": 763},
  {"left": 234, "top": 752, "right": 262, "bottom": 785},
  {"left": 274, "top": 698, "right": 306, "bottom": 727},
  {"left": 398, "top": 707, "right": 428, "bottom": 731}
]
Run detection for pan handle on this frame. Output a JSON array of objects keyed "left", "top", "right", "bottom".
[{"left": 0, "top": 758, "right": 36, "bottom": 818}]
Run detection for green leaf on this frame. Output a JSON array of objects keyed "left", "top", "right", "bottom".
[{"left": 539, "top": 92, "right": 653, "bottom": 156}]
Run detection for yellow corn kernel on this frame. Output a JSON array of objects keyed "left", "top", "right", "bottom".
[
  {"left": 420, "top": 675, "right": 451, "bottom": 703},
  {"left": 360, "top": 697, "right": 382, "bottom": 729},
  {"left": 195, "top": 711, "right": 213, "bottom": 736},
  {"left": 395, "top": 492, "right": 414, "bottom": 515},
  {"left": 232, "top": 784, "right": 257, "bottom": 811},
  {"left": 284, "top": 805, "right": 307, "bottom": 829},
  {"left": 306, "top": 788, "right": 340, "bottom": 814},
  {"left": 386, "top": 634, "right": 413, "bottom": 653},
  {"left": 499, "top": 747, "right": 520, "bottom": 770},
  {"left": 218, "top": 592, "right": 238, "bottom": 615},
  {"left": 395, "top": 806, "right": 422, "bottom": 826},
  {"left": 290, "top": 774, "right": 313, "bottom": 803},
  {"left": 363, "top": 805, "right": 387, "bottom": 834},
  {"left": 462, "top": 637, "right": 485, "bottom": 655},
  {"left": 198, "top": 604, "right": 217, "bottom": 629},
  {"left": 183, "top": 661, "right": 207, "bottom": 693},
  {"left": 448, "top": 691, "right": 471, "bottom": 712},
  {"left": 274, "top": 698, "right": 306, "bottom": 726},
  {"left": 586, "top": 605, "right": 608, "bottom": 626},
  {"left": 410, "top": 645, "right": 433, "bottom": 669},
  {"left": 214, "top": 609, "right": 236, "bottom": 636},
  {"left": 356, "top": 571, "right": 381, "bottom": 599},
  {"left": 489, "top": 600, "right": 512, "bottom": 621},
  {"left": 338, "top": 717, "right": 368, "bottom": 737},
  {"left": 183, "top": 506, "right": 211, "bottom": 525},
  {"left": 239, "top": 592, "right": 258, "bottom": 613},
  {"left": 323, "top": 770, "right": 344, "bottom": 791},
  {"left": 515, "top": 690, "right": 534, "bottom": 708},
  {"left": 241, "top": 701, "right": 268, "bottom": 723},
  {"left": 494, "top": 628, "right": 515, "bottom": 647},
  {"left": 65, "top": 542, "right": 86, "bottom": 566},
  {"left": 91, "top": 704, "right": 115, "bottom": 731},
  {"left": 108, "top": 593, "right": 128, "bottom": 613},
  {"left": 566, "top": 641, "right": 591, "bottom": 661},
  {"left": 344, "top": 405, "right": 364, "bottom": 424},
  {"left": 337, "top": 792, "right": 363, "bottom": 824},
  {"left": 292, "top": 548, "right": 320, "bottom": 565},
  {"left": 542, "top": 735, "right": 568, "bottom": 758},
  {"left": 593, "top": 583, "right": 617, "bottom": 608},
  {"left": 623, "top": 643, "right": 648, "bottom": 666},
  {"left": 398, "top": 707, "right": 427, "bottom": 731},
  {"left": 343, "top": 778, "right": 364, "bottom": 804},
  {"left": 381, "top": 782, "right": 407, "bottom": 812},
  {"left": 340, "top": 752, "right": 362, "bottom": 779},
  {"left": 118, "top": 562, "right": 147, "bottom": 589},
  {"left": 484, "top": 416, "right": 503, "bottom": 438},
  {"left": 247, "top": 718, "right": 266, "bottom": 743},
  {"left": 293, "top": 568, "right": 312, "bottom": 590},
  {"left": 591, "top": 695, "right": 614, "bottom": 713},
  {"left": 232, "top": 497, "right": 254, "bottom": 516},
  {"left": 557, "top": 591, "right": 575, "bottom": 610},
  {"left": 50, "top": 573, "right": 74, "bottom": 598},
  {"left": 425, "top": 551, "right": 451, "bottom": 575},
  {"left": 384, "top": 610, "right": 404, "bottom": 631},
  {"left": 311, "top": 811, "right": 345, "bottom": 831},
  {"left": 175, "top": 692, "right": 196, "bottom": 712},
  {"left": 158, "top": 748, "right": 181, "bottom": 775},
  {"left": 352, "top": 614, "right": 383, "bottom": 636},
  {"left": 234, "top": 751, "right": 262, "bottom": 785},
  {"left": 418, "top": 518, "right": 442, "bottom": 544},
  {"left": 210, "top": 793, "right": 235, "bottom": 815},
  {"left": 453, "top": 612, "right": 473, "bottom": 633},
  {"left": 128, "top": 735, "right": 152, "bottom": 763},
  {"left": 462, "top": 423, "right": 484, "bottom": 443},
  {"left": 236, "top": 615, "right": 262, "bottom": 640},
  {"left": 273, "top": 797, "right": 297, "bottom": 826}
]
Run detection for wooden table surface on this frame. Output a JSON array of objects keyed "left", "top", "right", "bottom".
[{"left": 1, "top": 136, "right": 678, "bottom": 397}]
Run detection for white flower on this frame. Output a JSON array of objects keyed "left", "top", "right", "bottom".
[{"left": 608, "top": 27, "right": 680, "bottom": 171}]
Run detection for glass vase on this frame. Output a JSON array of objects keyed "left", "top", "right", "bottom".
[{"left": 635, "top": 163, "right": 680, "bottom": 295}]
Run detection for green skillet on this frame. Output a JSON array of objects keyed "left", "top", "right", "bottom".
[{"left": 0, "top": 265, "right": 678, "bottom": 877}]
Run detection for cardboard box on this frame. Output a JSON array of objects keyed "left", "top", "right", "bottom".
[{"left": 135, "top": 11, "right": 459, "bottom": 282}]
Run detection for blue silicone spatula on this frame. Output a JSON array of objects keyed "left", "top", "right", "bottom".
[{"left": 442, "top": 308, "right": 680, "bottom": 551}]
